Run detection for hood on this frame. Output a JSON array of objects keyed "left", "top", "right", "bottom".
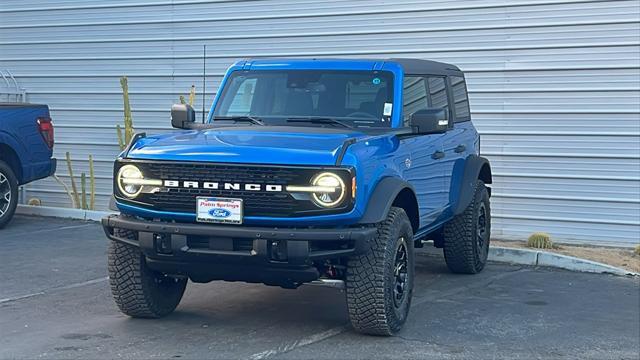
[{"left": 126, "top": 126, "right": 371, "bottom": 165}]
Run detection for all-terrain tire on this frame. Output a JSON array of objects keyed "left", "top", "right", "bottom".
[
  {"left": 443, "top": 180, "right": 491, "bottom": 274},
  {"left": 0, "top": 161, "right": 19, "bottom": 229},
  {"left": 108, "top": 230, "right": 187, "bottom": 318},
  {"left": 346, "top": 207, "right": 414, "bottom": 336}
]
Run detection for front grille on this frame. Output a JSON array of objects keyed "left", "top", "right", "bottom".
[
  {"left": 145, "top": 163, "right": 301, "bottom": 185},
  {"left": 145, "top": 162, "right": 303, "bottom": 216},
  {"left": 117, "top": 161, "right": 354, "bottom": 218}
]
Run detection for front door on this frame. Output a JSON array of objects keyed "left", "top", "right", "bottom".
[{"left": 401, "top": 75, "right": 450, "bottom": 226}]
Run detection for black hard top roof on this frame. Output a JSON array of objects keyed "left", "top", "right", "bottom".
[
  {"left": 388, "top": 58, "right": 462, "bottom": 75},
  {"left": 243, "top": 58, "right": 463, "bottom": 75}
]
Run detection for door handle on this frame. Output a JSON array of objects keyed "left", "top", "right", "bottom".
[
  {"left": 431, "top": 150, "right": 445, "bottom": 160},
  {"left": 454, "top": 144, "right": 466, "bottom": 153}
]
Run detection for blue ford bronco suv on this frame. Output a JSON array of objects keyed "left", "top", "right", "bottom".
[{"left": 102, "top": 58, "right": 492, "bottom": 335}]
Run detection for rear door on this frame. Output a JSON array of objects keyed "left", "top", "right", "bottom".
[{"left": 441, "top": 75, "right": 476, "bottom": 207}]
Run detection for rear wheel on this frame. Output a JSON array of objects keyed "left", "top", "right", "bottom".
[
  {"left": 443, "top": 180, "right": 491, "bottom": 274},
  {"left": 108, "top": 230, "right": 187, "bottom": 318},
  {"left": 346, "top": 207, "right": 414, "bottom": 336},
  {"left": 0, "top": 161, "right": 18, "bottom": 229}
]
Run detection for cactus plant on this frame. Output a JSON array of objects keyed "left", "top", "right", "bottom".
[
  {"left": 53, "top": 174, "right": 75, "bottom": 208},
  {"left": 178, "top": 85, "right": 196, "bottom": 106},
  {"left": 65, "top": 152, "right": 80, "bottom": 208},
  {"left": 81, "top": 173, "right": 87, "bottom": 210},
  {"left": 527, "top": 232, "right": 554, "bottom": 249},
  {"left": 117, "top": 76, "right": 135, "bottom": 151},
  {"left": 89, "top": 155, "right": 95, "bottom": 210},
  {"left": 188, "top": 85, "right": 196, "bottom": 106},
  {"left": 60, "top": 152, "right": 97, "bottom": 210}
]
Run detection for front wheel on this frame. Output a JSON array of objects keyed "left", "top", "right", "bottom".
[
  {"left": 108, "top": 231, "right": 187, "bottom": 318},
  {"left": 0, "top": 161, "right": 18, "bottom": 229},
  {"left": 443, "top": 180, "right": 491, "bottom": 274},
  {"left": 346, "top": 207, "right": 415, "bottom": 336}
]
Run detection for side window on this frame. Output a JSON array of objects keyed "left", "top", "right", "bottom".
[
  {"left": 426, "top": 77, "right": 448, "bottom": 115},
  {"left": 450, "top": 75, "right": 470, "bottom": 122},
  {"left": 226, "top": 78, "right": 257, "bottom": 115},
  {"left": 402, "top": 76, "right": 429, "bottom": 125}
]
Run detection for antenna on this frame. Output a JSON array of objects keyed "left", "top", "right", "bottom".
[{"left": 201, "top": 44, "right": 207, "bottom": 123}]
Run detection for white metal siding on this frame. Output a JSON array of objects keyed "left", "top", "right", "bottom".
[{"left": 1, "top": 0, "right": 638, "bottom": 246}]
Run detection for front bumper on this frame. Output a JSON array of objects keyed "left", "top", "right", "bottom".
[{"left": 102, "top": 214, "right": 375, "bottom": 287}]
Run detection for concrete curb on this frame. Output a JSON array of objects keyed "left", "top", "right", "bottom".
[
  {"left": 16, "top": 205, "right": 115, "bottom": 222},
  {"left": 489, "top": 246, "right": 638, "bottom": 277}
]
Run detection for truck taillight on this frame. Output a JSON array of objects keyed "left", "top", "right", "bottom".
[{"left": 37, "top": 117, "right": 54, "bottom": 149}]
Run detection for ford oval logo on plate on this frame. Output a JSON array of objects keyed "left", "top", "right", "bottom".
[
  {"left": 197, "top": 197, "right": 243, "bottom": 224},
  {"left": 209, "top": 208, "right": 231, "bottom": 218}
]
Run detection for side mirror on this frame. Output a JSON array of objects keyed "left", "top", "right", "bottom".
[
  {"left": 409, "top": 108, "right": 449, "bottom": 134},
  {"left": 171, "top": 103, "right": 196, "bottom": 129}
]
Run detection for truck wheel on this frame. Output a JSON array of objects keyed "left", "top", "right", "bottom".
[
  {"left": 0, "top": 161, "right": 18, "bottom": 229},
  {"left": 443, "top": 180, "right": 491, "bottom": 274},
  {"left": 346, "top": 207, "right": 414, "bottom": 336},
  {"left": 108, "top": 231, "right": 187, "bottom": 318}
]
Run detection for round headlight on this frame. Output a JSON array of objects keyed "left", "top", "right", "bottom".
[
  {"left": 117, "top": 164, "right": 144, "bottom": 198},
  {"left": 311, "top": 172, "right": 346, "bottom": 208}
]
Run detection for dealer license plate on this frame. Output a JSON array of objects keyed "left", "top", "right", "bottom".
[{"left": 196, "top": 197, "right": 243, "bottom": 224}]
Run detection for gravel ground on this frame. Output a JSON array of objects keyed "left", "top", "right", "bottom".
[
  {"left": 1, "top": 215, "right": 639, "bottom": 360},
  {"left": 493, "top": 239, "right": 640, "bottom": 273}
]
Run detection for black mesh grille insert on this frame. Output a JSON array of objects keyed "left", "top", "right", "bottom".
[
  {"left": 116, "top": 161, "right": 354, "bottom": 218},
  {"left": 145, "top": 163, "right": 303, "bottom": 216}
]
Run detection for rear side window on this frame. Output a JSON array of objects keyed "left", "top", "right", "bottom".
[
  {"left": 402, "top": 75, "right": 449, "bottom": 126},
  {"left": 402, "top": 76, "right": 428, "bottom": 125},
  {"left": 450, "top": 76, "right": 470, "bottom": 122},
  {"left": 427, "top": 77, "right": 448, "bottom": 113}
]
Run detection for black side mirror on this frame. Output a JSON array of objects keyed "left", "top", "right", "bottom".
[
  {"left": 171, "top": 103, "right": 196, "bottom": 129},
  {"left": 410, "top": 108, "right": 449, "bottom": 134}
]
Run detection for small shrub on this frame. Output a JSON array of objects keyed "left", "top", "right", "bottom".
[
  {"left": 634, "top": 245, "right": 640, "bottom": 256},
  {"left": 527, "top": 232, "right": 554, "bottom": 249},
  {"left": 27, "top": 198, "right": 41, "bottom": 206}
]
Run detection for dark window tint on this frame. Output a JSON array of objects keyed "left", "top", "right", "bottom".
[
  {"left": 450, "top": 76, "right": 470, "bottom": 122},
  {"left": 214, "top": 70, "right": 394, "bottom": 128},
  {"left": 402, "top": 76, "right": 450, "bottom": 126},
  {"left": 402, "top": 76, "right": 428, "bottom": 125},
  {"left": 427, "top": 77, "right": 448, "bottom": 112}
]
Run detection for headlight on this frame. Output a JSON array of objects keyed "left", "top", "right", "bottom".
[
  {"left": 117, "top": 165, "right": 144, "bottom": 198},
  {"left": 310, "top": 172, "right": 346, "bottom": 208}
]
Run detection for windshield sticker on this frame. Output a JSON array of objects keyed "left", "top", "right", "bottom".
[
  {"left": 383, "top": 103, "right": 393, "bottom": 116},
  {"left": 372, "top": 77, "right": 381, "bottom": 85}
]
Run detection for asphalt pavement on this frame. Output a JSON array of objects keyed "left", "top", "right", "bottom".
[{"left": 1, "top": 215, "right": 639, "bottom": 359}]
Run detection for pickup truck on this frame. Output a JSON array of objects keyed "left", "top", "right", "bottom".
[
  {"left": 102, "top": 58, "right": 492, "bottom": 335},
  {"left": 0, "top": 103, "right": 56, "bottom": 228}
]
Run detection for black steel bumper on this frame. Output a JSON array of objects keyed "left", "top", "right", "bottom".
[{"left": 102, "top": 214, "right": 375, "bottom": 287}]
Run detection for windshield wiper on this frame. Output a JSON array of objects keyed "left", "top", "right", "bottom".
[
  {"left": 213, "top": 116, "right": 265, "bottom": 126},
  {"left": 286, "top": 117, "right": 353, "bottom": 129}
]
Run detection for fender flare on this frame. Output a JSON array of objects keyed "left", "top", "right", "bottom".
[
  {"left": 358, "top": 177, "right": 416, "bottom": 225},
  {"left": 451, "top": 155, "right": 492, "bottom": 215}
]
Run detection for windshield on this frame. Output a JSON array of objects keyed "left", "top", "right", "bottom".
[{"left": 213, "top": 70, "right": 394, "bottom": 128}]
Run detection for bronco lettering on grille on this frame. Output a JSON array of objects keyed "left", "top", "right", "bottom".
[{"left": 163, "top": 180, "right": 283, "bottom": 192}]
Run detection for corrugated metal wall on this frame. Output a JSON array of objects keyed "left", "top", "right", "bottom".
[{"left": 1, "top": 0, "right": 638, "bottom": 246}]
